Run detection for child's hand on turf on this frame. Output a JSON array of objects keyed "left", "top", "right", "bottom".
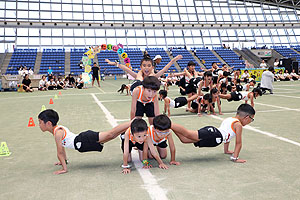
[
  {"left": 122, "top": 168, "right": 131, "bottom": 174},
  {"left": 54, "top": 169, "right": 67, "bottom": 175},
  {"left": 159, "top": 163, "right": 169, "bottom": 169},
  {"left": 143, "top": 164, "right": 152, "bottom": 169},
  {"left": 54, "top": 162, "right": 62, "bottom": 166},
  {"left": 219, "top": 112, "right": 224, "bottom": 115},
  {"left": 170, "top": 161, "right": 181, "bottom": 166}
]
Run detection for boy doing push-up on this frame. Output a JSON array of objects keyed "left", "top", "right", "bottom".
[{"left": 170, "top": 104, "right": 255, "bottom": 163}]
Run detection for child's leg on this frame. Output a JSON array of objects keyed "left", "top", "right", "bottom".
[
  {"left": 218, "top": 93, "right": 232, "bottom": 99},
  {"left": 187, "top": 94, "right": 198, "bottom": 102},
  {"left": 98, "top": 122, "right": 130, "bottom": 143},
  {"left": 171, "top": 123, "right": 199, "bottom": 143},
  {"left": 156, "top": 147, "right": 167, "bottom": 159},
  {"left": 148, "top": 117, "right": 154, "bottom": 125}
]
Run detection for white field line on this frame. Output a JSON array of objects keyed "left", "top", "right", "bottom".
[
  {"left": 274, "top": 84, "right": 300, "bottom": 87},
  {"left": 255, "top": 102, "right": 300, "bottom": 112},
  {"left": 209, "top": 115, "right": 300, "bottom": 147},
  {"left": 115, "top": 109, "right": 285, "bottom": 122},
  {"left": 272, "top": 94, "right": 300, "bottom": 99},
  {"left": 274, "top": 88, "right": 297, "bottom": 91},
  {"left": 0, "top": 92, "right": 103, "bottom": 100},
  {"left": 95, "top": 86, "right": 106, "bottom": 94},
  {"left": 90, "top": 93, "right": 168, "bottom": 200}
]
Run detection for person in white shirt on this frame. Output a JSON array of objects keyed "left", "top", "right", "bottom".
[
  {"left": 28, "top": 67, "right": 34, "bottom": 75},
  {"left": 76, "top": 74, "right": 84, "bottom": 89},
  {"left": 273, "top": 58, "right": 279, "bottom": 67},
  {"left": 283, "top": 69, "right": 293, "bottom": 81},
  {"left": 39, "top": 75, "right": 48, "bottom": 91},
  {"left": 260, "top": 67, "right": 275, "bottom": 94},
  {"left": 260, "top": 60, "right": 267, "bottom": 68},
  {"left": 290, "top": 69, "right": 300, "bottom": 80},
  {"left": 170, "top": 104, "right": 256, "bottom": 163},
  {"left": 47, "top": 77, "right": 57, "bottom": 90},
  {"left": 241, "top": 70, "right": 250, "bottom": 82}
]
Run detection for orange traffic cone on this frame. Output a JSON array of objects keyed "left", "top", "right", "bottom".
[
  {"left": 49, "top": 98, "right": 54, "bottom": 104},
  {"left": 58, "top": 91, "right": 62, "bottom": 96},
  {"left": 28, "top": 117, "right": 35, "bottom": 127}
]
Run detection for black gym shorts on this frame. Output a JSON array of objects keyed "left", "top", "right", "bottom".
[
  {"left": 74, "top": 130, "right": 103, "bottom": 153},
  {"left": 135, "top": 101, "right": 155, "bottom": 117},
  {"left": 193, "top": 126, "right": 223, "bottom": 148}
]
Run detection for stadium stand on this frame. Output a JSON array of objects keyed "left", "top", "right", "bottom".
[
  {"left": 171, "top": 49, "right": 200, "bottom": 71},
  {"left": 145, "top": 48, "right": 177, "bottom": 72},
  {"left": 70, "top": 48, "right": 86, "bottom": 75},
  {"left": 97, "top": 50, "right": 122, "bottom": 75},
  {"left": 39, "top": 49, "right": 65, "bottom": 75},
  {"left": 214, "top": 47, "right": 246, "bottom": 69},
  {"left": 6, "top": 49, "right": 37, "bottom": 75},
  {"left": 193, "top": 47, "right": 222, "bottom": 69}
]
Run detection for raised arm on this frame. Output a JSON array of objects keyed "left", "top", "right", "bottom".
[
  {"left": 155, "top": 55, "right": 183, "bottom": 78},
  {"left": 105, "top": 59, "right": 137, "bottom": 78}
]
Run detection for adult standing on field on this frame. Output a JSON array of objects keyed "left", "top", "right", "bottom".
[{"left": 91, "top": 62, "right": 100, "bottom": 87}]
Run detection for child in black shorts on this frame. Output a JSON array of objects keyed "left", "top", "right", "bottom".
[
  {"left": 131, "top": 76, "right": 161, "bottom": 125},
  {"left": 38, "top": 109, "right": 130, "bottom": 175},
  {"left": 170, "top": 104, "right": 256, "bottom": 163}
]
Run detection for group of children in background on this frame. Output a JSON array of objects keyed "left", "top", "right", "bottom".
[{"left": 38, "top": 53, "right": 260, "bottom": 175}]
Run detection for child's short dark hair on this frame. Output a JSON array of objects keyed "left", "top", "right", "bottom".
[
  {"left": 237, "top": 104, "right": 255, "bottom": 116},
  {"left": 142, "top": 76, "right": 160, "bottom": 91},
  {"left": 236, "top": 78, "right": 241, "bottom": 83},
  {"left": 204, "top": 71, "right": 212, "bottom": 77},
  {"left": 131, "top": 118, "right": 148, "bottom": 134},
  {"left": 159, "top": 90, "right": 168, "bottom": 99},
  {"left": 212, "top": 62, "right": 216, "bottom": 66},
  {"left": 252, "top": 88, "right": 262, "bottom": 96},
  {"left": 140, "top": 57, "right": 153, "bottom": 66},
  {"left": 153, "top": 114, "right": 171, "bottom": 130},
  {"left": 38, "top": 109, "right": 59, "bottom": 126},
  {"left": 203, "top": 93, "right": 213, "bottom": 103},
  {"left": 187, "top": 61, "right": 196, "bottom": 67},
  {"left": 210, "top": 88, "right": 218, "bottom": 95},
  {"left": 250, "top": 80, "right": 256, "bottom": 84}
]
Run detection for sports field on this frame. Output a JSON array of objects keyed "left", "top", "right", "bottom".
[{"left": 1, "top": 79, "right": 300, "bottom": 200}]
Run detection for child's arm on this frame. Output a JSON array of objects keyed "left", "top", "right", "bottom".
[
  {"left": 146, "top": 137, "right": 169, "bottom": 169},
  {"left": 217, "top": 97, "right": 223, "bottom": 115},
  {"left": 164, "top": 99, "right": 171, "bottom": 117},
  {"left": 249, "top": 93, "right": 254, "bottom": 107},
  {"left": 167, "top": 133, "right": 180, "bottom": 165},
  {"left": 122, "top": 130, "right": 131, "bottom": 174},
  {"left": 153, "top": 96, "right": 160, "bottom": 117},
  {"left": 210, "top": 103, "right": 216, "bottom": 115},
  {"left": 54, "top": 129, "right": 68, "bottom": 175},
  {"left": 105, "top": 59, "right": 137, "bottom": 78},
  {"left": 231, "top": 122, "right": 246, "bottom": 163},
  {"left": 197, "top": 99, "right": 202, "bottom": 116},
  {"left": 155, "top": 55, "right": 183, "bottom": 78},
  {"left": 142, "top": 141, "right": 152, "bottom": 169},
  {"left": 130, "top": 88, "right": 139, "bottom": 120},
  {"left": 224, "top": 142, "right": 233, "bottom": 154}
]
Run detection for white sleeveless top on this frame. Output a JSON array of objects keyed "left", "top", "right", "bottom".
[
  {"left": 54, "top": 125, "right": 76, "bottom": 149},
  {"left": 165, "top": 97, "right": 175, "bottom": 108},
  {"left": 240, "top": 91, "right": 250, "bottom": 101},
  {"left": 218, "top": 117, "right": 240, "bottom": 143},
  {"left": 147, "top": 125, "right": 168, "bottom": 145}
]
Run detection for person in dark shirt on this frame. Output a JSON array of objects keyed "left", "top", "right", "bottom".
[
  {"left": 22, "top": 74, "right": 33, "bottom": 92},
  {"left": 91, "top": 62, "right": 100, "bottom": 87},
  {"left": 68, "top": 74, "right": 76, "bottom": 88}
]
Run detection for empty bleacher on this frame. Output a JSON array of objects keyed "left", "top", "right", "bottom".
[
  {"left": 6, "top": 49, "right": 37, "bottom": 75},
  {"left": 124, "top": 48, "right": 144, "bottom": 73},
  {"left": 193, "top": 47, "right": 222, "bottom": 69},
  {"left": 171, "top": 49, "right": 201, "bottom": 71},
  {"left": 39, "top": 49, "right": 65, "bottom": 75},
  {"left": 273, "top": 46, "right": 300, "bottom": 69},
  {"left": 97, "top": 50, "right": 122, "bottom": 75},
  {"left": 213, "top": 47, "right": 245, "bottom": 69},
  {"left": 145, "top": 48, "right": 177, "bottom": 72},
  {"left": 70, "top": 48, "right": 86, "bottom": 75}
]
